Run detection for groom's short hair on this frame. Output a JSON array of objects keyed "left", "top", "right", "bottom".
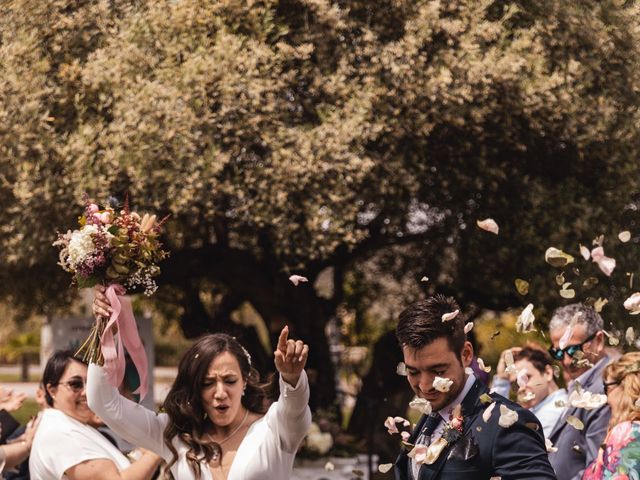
[{"left": 396, "top": 294, "right": 466, "bottom": 358}]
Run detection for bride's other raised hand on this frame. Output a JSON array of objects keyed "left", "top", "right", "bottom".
[
  {"left": 274, "top": 326, "right": 309, "bottom": 387},
  {"left": 92, "top": 285, "right": 112, "bottom": 319}
]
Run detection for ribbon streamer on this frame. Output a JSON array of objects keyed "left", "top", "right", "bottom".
[{"left": 100, "top": 284, "right": 148, "bottom": 400}]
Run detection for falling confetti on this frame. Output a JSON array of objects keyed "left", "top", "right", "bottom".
[
  {"left": 579, "top": 244, "right": 591, "bottom": 260},
  {"left": 566, "top": 415, "right": 584, "bottom": 430},
  {"left": 559, "top": 287, "right": 576, "bottom": 299},
  {"left": 594, "top": 297, "right": 608, "bottom": 313},
  {"left": 477, "top": 218, "right": 499, "bottom": 234},
  {"left": 477, "top": 357, "right": 492, "bottom": 373},
  {"left": 378, "top": 464, "right": 393, "bottom": 473},
  {"left": 624, "top": 293, "right": 640, "bottom": 315},
  {"left": 516, "top": 304, "right": 536, "bottom": 333},
  {"left": 555, "top": 273, "right": 565, "bottom": 286},
  {"left": 515, "top": 279, "right": 529, "bottom": 295},
  {"left": 519, "top": 391, "right": 536, "bottom": 403},
  {"left": 603, "top": 330, "right": 620, "bottom": 346},
  {"left": 480, "top": 393, "right": 493, "bottom": 404},
  {"left": 498, "top": 405, "right": 518, "bottom": 428},
  {"left": 626, "top": 327, "right": 636, "bottom": 346},
  {"left": 441, "top": 309, "right": 460, "bottom": 322},
  {"left": 569, "top": 390, "right": 607, "bottom": 410},
  {"left": 409, "top": 397, "right": 432, "bottom": 415},
  {"left": 433, "top": 376, "right": 453, "bottom": 392},
  {"left": 464, "top": 322, "right": 474, "bottom": 334},
  {"left": 421, "top": 276, "right": 429, "bottom": 282},
  {"left": 288, "top": 275, "right": 308, "bottom": 286},
  {"left": 545, "top": 438, "right": 558, "bottom": 453},
  {"left": 396, "top": 362, "right": 408, "bottom": 376},
  {"left": 545, "top": 247, "right": 575, "bottom": 268},
  {"left": 504, "top": 350, "right": 517, "bottom": 375},
  {"left": 590, "top": 246, "right": 616, "bottom": 276},
  {"left": 582, "top": 277, "right": 599, "bottom": 289},
  {"left": 325, "top": 461, "right": 335, "bottom": 471},
  {"left": 618, "top": 231, "right": 631, "bottom": 243},
  {"left": 483, "top": 402, "right": 496, "bottom": 422},
  {"left": 490, "top": 330, "right": 501, "bottom": 340}
]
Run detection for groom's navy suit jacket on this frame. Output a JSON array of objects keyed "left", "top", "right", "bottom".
[{"left": 394, "top": 379, "right": 557, "bottom": 480}]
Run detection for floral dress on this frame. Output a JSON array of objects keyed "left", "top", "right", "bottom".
[{"left": 583, "top": 421, "right": 640, "bottom": 480}]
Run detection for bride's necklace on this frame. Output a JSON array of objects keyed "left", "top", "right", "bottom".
[{"left": 208, "top": 409, "right": 250, "bottom": 462}]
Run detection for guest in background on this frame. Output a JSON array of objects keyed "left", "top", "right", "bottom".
[
  {"left": 492, "top": 344, "right": 567, "bottom": 438},
  {"left": 583, "top": 352, "right": 640, "bottom": 480}
]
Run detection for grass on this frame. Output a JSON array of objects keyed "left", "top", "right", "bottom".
[
  {"left": 0, "top": 373, "right": 41, "bottom": 383},
  {"left": 11, "top": 399, "right": 40, "bottom": 425}
]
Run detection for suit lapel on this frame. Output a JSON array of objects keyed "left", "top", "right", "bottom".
[
  {"left": 394, "top": 413, "right": 430, "bottom": 479},
  {"left": 417, "top": 380, "right": 486, "bottom": 480}
]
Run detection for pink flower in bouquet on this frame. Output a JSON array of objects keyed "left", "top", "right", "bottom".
[
  {"left": 88, "top": 203, "right": 99, "bottom": 213},
  {"left": 96, "top": 211, "right": 111, "bottom": 224}
]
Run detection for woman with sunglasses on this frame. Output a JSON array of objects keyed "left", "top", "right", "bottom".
[
  {"left": 583, "top": 352, "right": 640, "bottom": 480},
  {"left": 29, "top": 350, "right": 162, "bottom": 480}
]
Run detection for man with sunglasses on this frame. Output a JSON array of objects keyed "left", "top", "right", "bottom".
[{"left": 546, "top": 303, "right": 611, "bottom": 480}]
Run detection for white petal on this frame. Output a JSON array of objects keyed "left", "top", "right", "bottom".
[
  {"left": 504, "top": 350, "right": 517, "bottom": 375},
  {"left": 626, "top": 327, "right": 636, "bottom": 346},
  {"left": 618, "top": 231, "right": 631, "bottom": 243},
  {"left": 409, "top": 397, "right": 432, "bottom": 415},
  {"left": 498, "top": 404, "right": 518, "bottom": 428},
  {"left": 421, "top": 276, "right": 429, "bottom": 282},
  {"left": 477, "top": 218, "right": 499, "bottom": 234},
  {"left": 482, "top": 402, "right": 496, "bottom": 422},
  {"left": 567, "top": 415, "right": 584, "bottom": 430},
  {"left": 516, "top": 369, "right": 529, "bottom": 388},
  {"left": 433, "top": 376, "right": 453, "bottom": 392},
  {"left": 623, "top": 293, "right": 640, "bottom": 315},
  {"left": 545, "top": 438, "right": 558, "bottom": 453},
  {"left": 477, "top": 357, "right": 492, "bottom": 373},
  {"left": 579, "top": 244, "right": 591, "bottom": 260},
  {"left": 441, "top": 309, "right": 460, "bottom": 322},
  {"left": 378, "top": 463, "right": 393, "bottom": 473},
  {"left": 464, "top": 322, "right": 474, "bottom": 334},
  {"left": 591, "top": 246, "right": 616, "bottom": 276},
  {"left": 325, "top": 461, "right": 335, "bottom": 471},
  {"left": 545, "top": 247, "right": 575, "bottom": 267},
  {"left": 396, "top": 362, "right": 408, "bottom": 376},
  {"left": 516, "top": 304, "right": 535, "bottom": 333},
  {"left": 288, "top": 274, "right": 308, "bottom": 286},
  {"left": 559, "top": 288, "right": 576, "bottom": 299},
  {"left": 568, "top": 390, "right": 607, "bottom": 410}
]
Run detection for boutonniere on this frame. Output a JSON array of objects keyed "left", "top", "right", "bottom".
[{"left": 409, "top": 405, "right": 464, "bottom": 465}]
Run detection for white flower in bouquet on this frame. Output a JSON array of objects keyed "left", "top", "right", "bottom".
[{"left": 66, "top": 225, "right": 100, "bottom": 268}]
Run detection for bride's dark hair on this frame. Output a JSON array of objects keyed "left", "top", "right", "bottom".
[{"left": 162, "top": 334, "right": 273, "bottom": 477}]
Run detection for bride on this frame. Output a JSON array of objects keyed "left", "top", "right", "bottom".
[{"left": 88, "top": 285, "right": 311, "bottom": 479}]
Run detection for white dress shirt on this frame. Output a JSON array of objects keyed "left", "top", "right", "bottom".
[{"left": 410, "top": 374, "right": 476, "bottom": 479}]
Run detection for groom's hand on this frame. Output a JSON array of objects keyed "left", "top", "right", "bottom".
[{"left": 274, "top": 326, "right": 309, "bottom": 387}]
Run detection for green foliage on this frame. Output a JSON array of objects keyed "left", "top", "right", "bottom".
[{"left": 0, "top": 0, "right": 639, "bottom": 348}]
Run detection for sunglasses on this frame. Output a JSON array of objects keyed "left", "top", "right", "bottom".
[
  {"left": 58, "top": 378, "right": 86, "bottom": 393},
  {"left": 603, "top": 380, "right": 620, "bottom": 395},
  {"left": 548, "top": 332, "right": 597, "bottom": 361}
]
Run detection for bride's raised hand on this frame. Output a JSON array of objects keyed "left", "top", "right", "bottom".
[{"left": 274, "top": 326, "right": 309, "bottom": 387}]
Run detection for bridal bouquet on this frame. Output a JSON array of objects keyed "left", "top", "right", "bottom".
[{"left": 54, "top": 196, "right": 168, "bottom": 399}]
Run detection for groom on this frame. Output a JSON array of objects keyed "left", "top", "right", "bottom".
[{"left": 394, "top": 295, "right": 556, "bottom": 480}]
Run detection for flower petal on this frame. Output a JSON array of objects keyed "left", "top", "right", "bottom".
[
  {"left": 545, "top": 247, "right": 575, "bottom": 267},
  {"left": 288, "top": 274, "right": 308, "bottom": 286},
  {"left": 433, "top": 376, "right": 453, "bottom": 392},
  {"left": 566, "top": 415, "right": 584, "bottom": 430},
  {"left": 515, "top": 279, "right": 529, "bottom": 295},
  {"left": 464, "top": 322, "right": 474, "bottom": 334},
  {"left": 498, "top": 404, "right": 518, "bottom": 428},
  {"left": 441, "top": 309, "right": 460, "bottom": 322},
  {"left": 378, "top": 463, "right": 393, "bottom": 473},
  {"left": 477, "top": 218, "right": 499, "bottom": 234},
  {"left": 618, "top": 231, "right": 631, "bottom": 243}
]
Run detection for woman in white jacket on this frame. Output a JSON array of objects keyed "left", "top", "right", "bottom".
[{"left": 89, "top": 286, "right": 312, "bottom": 480}]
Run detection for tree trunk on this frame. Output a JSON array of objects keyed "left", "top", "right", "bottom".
[
  {"left": 21, "top": 353, "right": 29, "bottom": 382},
  {"left": 348, "top": 331, "right": 413, "bottom": 462}
]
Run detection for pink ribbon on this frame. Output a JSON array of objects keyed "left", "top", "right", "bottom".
[{"left": 100, "top": 284, "right": 148, "bottom": 400}]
